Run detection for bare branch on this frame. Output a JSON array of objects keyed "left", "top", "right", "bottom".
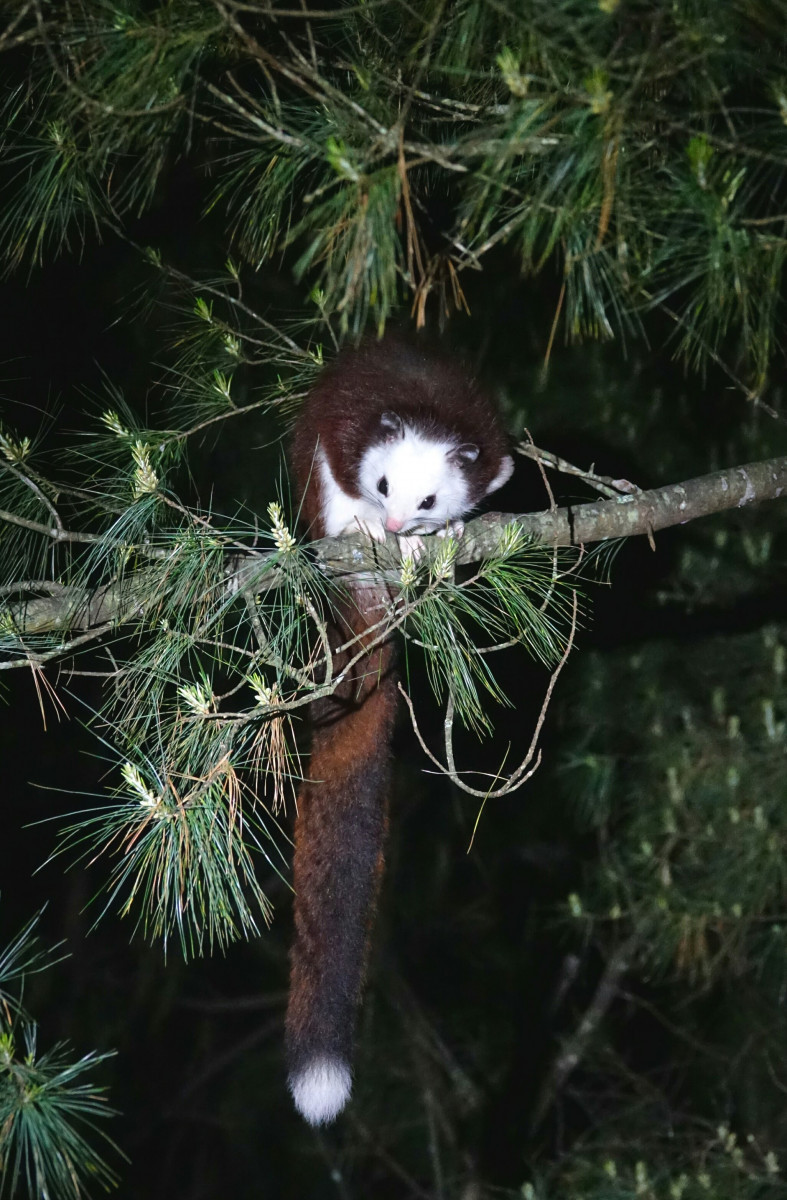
[
  {"left": 515, "top": 440, "right": 642, "bottom": 500},
  {"left": 473, "top": 454, "right": 787, "bottom": 551},
  {"left": 0, "top": 507, "right": 104, "bottom": 544},
  {"left": 2, "top": 460, "right": 65, "bottom": 533},
  {"left": 530, "top": 936, "right": 639, "bottom": 1132},
  {"left": 0, "top": 621, "right": 119, "bottom": 672}
]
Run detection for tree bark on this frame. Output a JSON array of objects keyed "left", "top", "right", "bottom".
[{"left": 4, "top": 455, "right": 787, "bottom": 640}]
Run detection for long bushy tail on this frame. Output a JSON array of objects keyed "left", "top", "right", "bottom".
[{"left": 285, "top": 589, "right": 397, "bottom": 1125}]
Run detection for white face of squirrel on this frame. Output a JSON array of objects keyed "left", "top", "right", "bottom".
[{"left": 357, "top": 415, "right": 477, "bottom": 534}]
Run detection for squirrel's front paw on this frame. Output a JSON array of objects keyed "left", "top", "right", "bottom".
[
  {"left": 349, "top": 518, "right": 388, "bottom": 543},
  {"left": 436, "top": 519, "right": 465, "bottom": 540},
  {"left": 398, "top": 533, "right": 426, "bottom": 560}
]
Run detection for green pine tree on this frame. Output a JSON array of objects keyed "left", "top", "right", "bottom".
[{"left": 2, "top": 1, "right": 787, "bottom": 1196}]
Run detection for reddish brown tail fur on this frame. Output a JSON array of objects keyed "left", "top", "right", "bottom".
[{"left": 285, "top": 587, "right": 397, "bottom": 1124}]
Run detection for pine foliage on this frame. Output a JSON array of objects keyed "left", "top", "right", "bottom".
[
  {"left": 0, "top": 912, "right": 120, "bottom": 1200},
  {"left": 2, "top": 2, "right": 787, "bottom": 1197},
  {"left": 0, "top": 0, "right": 786, "bottom": 386}
]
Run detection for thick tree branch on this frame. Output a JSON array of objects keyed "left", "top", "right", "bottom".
[
  {"left": 3, "top": 455, "right": 786, "bottom": 643},
  {"left": 315, "top": 454, "right": 787, "bottom": 568}
]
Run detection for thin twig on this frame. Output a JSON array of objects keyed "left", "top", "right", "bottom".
[
  {"left": 2, "top": 461, "right": 64, "bottom": 533},
  {"left": 204, "top": 80, "right": 308, "bottom": 150},
  {"left": 516, "top": 440, "right": 642, "bottom": 499},
  {"left": 398, "top": 590, "right": 578, "bottom": 799},
  {"left": 530, "top": 936, "right": 639, "bottom": 1132},
  {"left": 0, "top": 621, "right": 118, "bottom": 672},
  {"left": 0, "top": 507, "right": 104, "bottom": 543},
  {"left": 523, "top": 427, "right": 557, "bottom": 512},
  {"left": 220, "top": 0, "right": 394, "bottom": 17},
  {"left": 0, "top": 2, "right": 33, "bottom": 49}
]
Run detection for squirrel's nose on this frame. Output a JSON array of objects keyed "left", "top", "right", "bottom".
[{"left": 385, "top": 517, "right": 405, "bottom": 532}]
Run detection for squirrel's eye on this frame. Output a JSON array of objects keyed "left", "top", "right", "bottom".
[
  {"left": 418, "top": 494, "right": 436, "bottom": 511},
  {"left": 377, "top": 476, "right": 388, "bottom": 496}
]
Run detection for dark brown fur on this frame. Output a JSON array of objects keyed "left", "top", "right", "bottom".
[
  {"left": 286, "top": 335, "right": 510, "bottom": 1111},
  {"left": 285, "top": 592, "right": 396, "bottom": 1083}
]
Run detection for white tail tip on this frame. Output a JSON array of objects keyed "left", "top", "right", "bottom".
[{"left": 289, "top": 1057, "right": 352, "bottom": 1126}]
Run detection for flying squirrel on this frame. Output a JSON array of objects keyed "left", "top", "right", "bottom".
[{"left": 286, "top": 334, "right": 514, "bottom": 1125}]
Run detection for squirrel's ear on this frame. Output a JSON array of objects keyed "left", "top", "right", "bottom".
[
  {"left": 448, "top": 443, "right": 480, "bottom": 467},
  {"left": 485, "top": 454, "right": 514, "bottom": 495},
  {"left": 380, "top": 411, "right": 405, "bottom": 438}
]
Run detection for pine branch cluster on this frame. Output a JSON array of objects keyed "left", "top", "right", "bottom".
[
  {"left": 2, "top": 0, "right": 787, "bottom": 387},
  {"left": 0, "top": 402, "right": 575, "bottom": 954},
  {"left": 0, "top": 911, "right": 120, "bottom": 1200}
]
